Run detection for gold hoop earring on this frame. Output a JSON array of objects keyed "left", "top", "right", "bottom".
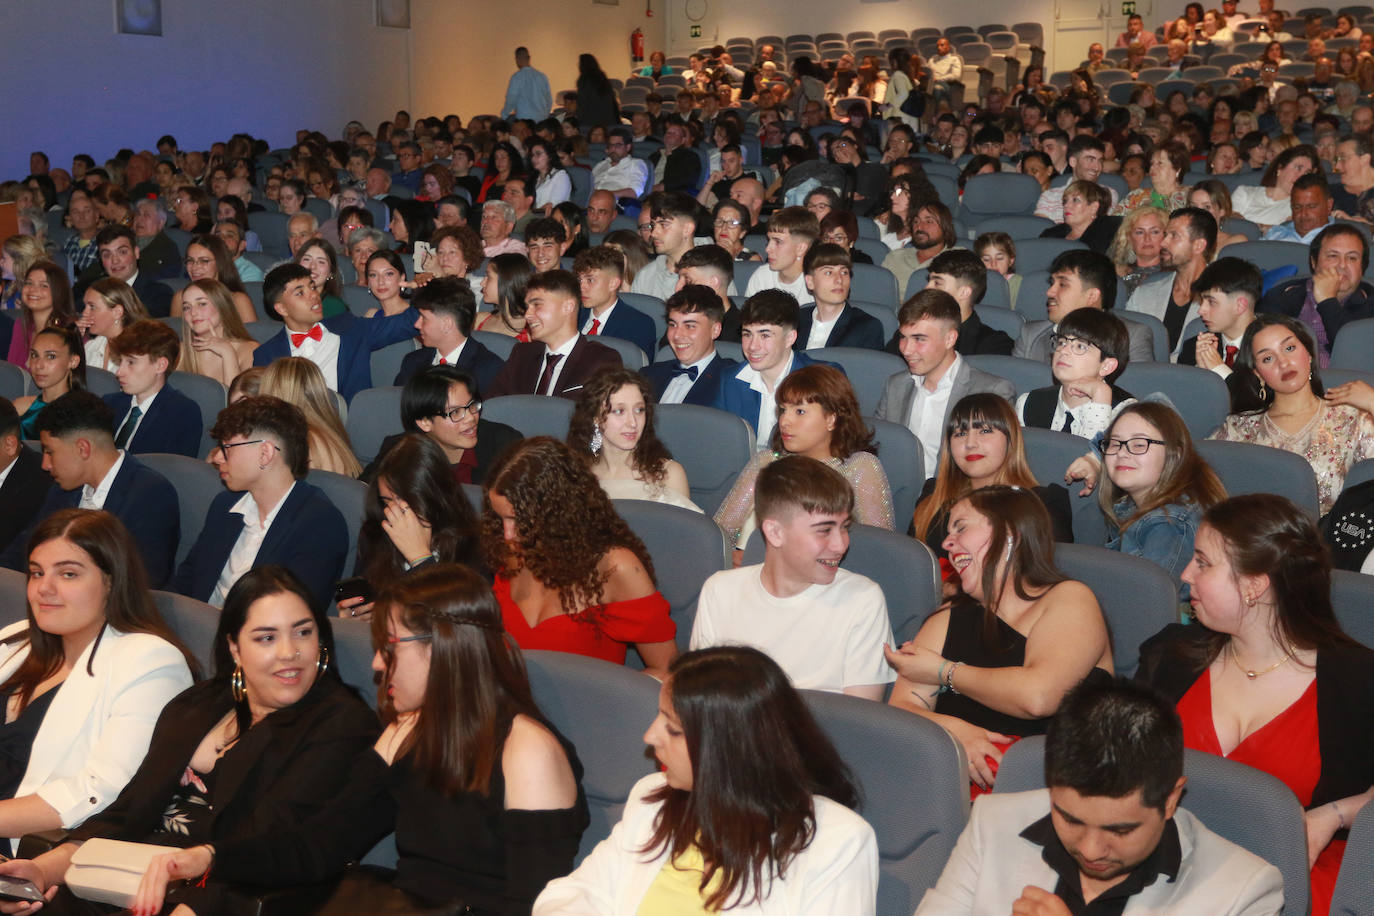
[
  {"left": 317, "top": 646, "right": 330, "bottom": 678},
  {"left": 231, "top": 665, "right": 246, "bottom": 702}
]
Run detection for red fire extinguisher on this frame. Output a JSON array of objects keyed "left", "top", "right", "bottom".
[{"left": 631, "top": 27, "right": 645, "bottom": 63}]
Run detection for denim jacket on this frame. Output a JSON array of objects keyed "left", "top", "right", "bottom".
[{"left": 1106, "top": 499, "right": 1203, "bottom": 604}]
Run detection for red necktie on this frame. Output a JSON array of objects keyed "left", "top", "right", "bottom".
[
  {"left": 537, "top": 353, "right": 563, "bottom": 396},
  {"left": 588, "top": 318, "right": 601, "bottom": 335},
  {"left": 1224, "top": 345, "right": 1237, "bottom": 368},
  {"left": 290, "top": 325, "right": 323, "bottom": 348}
]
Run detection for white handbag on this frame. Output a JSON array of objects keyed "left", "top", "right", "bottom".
[{"left": 65, "top": 838, "right": 183, "bottom": 907}]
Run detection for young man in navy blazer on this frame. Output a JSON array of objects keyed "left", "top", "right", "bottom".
[
  {"left": 485, "top": 269, "right": 622, "bottom": 399},
  {"left": 393, "top": 276, "right": 504, "bottom": 392},
  {"left": 103, "top": 320, "right": 202, "bottom": 458},
  {"left": 641, "top": 284, "right": 737, "bottom": 406},
  {"left": 0, "top": 398, "right": 51, "bottom": 555},
  {"left": 1, "top": 391, "right": 179, "bottom": 586},
  {"left": 252, "top": 263, "right": 419, "bottom": 401},
  {"left": 172, "top": 395, "right": 347, "bottom": 609},
  {"left": 793, "top": 243, "right": 885, "bottom": 352},
  {"left": 574, "top": 245, "right": 659, "bottom": 360}
]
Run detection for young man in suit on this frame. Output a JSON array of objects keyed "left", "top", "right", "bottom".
[
  {"left": 524, "top": 217, "right": 570, "bottom": 273},
  {"left": 394, "top": 276, "right": 504, "bottom": 393},
  {"left": 915, "top": 679, "right": 1283, "bottom": 914},
  {"left": 172, "top": 396, "right": 347, "bottom": 610},
  {"left": 794, "top": 243, "right": 885, "bottom": 352},
  {"left": 1014, "top": 249, "right": 1156, "bottom": 364},
  {"left": 875, "top": 290, "right": 1016, "bottom": 478},
  {"left": 0, "top": 397, "right": 51, "bottom": 554},
  {"left": 1, "top": 391, "right": 179, "bottom": 587},
  {"left": 73, "top": 225, "right": 174, "bottom": 318},
  {"left": 1177, "top": 258, "right": 1260, "bottom": 409},
  {"left": 1017, "top": 307, "right": 1135, "bottom": 439},
  {"left": 924, "top": 249, "right": 1015, "bottom": 356},
  {"left": 103, "top": 320, "right": 202, "bottom": 458},
  {"left": 1123, "top": 207, "right": 1215, "bottom": 356},
  {"left": 485, "top": 269, "right": 622, "bottom": 399},
  {"left": 673, "top": 244, "right": 743, "bottom": 341},
  {"left": 641, "top": 285, "right": 737, "bottom": 406},
  {"left": 252, "top": 263, "right": 420, "bottom": 401},
  {"left": 574, "top": 245, "right": 659, "bottom": 359}
]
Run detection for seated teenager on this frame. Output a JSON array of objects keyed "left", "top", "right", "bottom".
[
  {"left": 886, "top": 486, "right": 1114, "bottom": 790},
  {"left": 640, "top": 285, "right": 738, "bottom": 406},
  {"left": 924, "top": 249, "right": 1015, "bottom": 356},
  {"left": 0, "top": 509, "right": 193, "bottom": 854},
  {"left": 103, "top": 320, "right": 202, "bottom": 459},
  {"left": 252, "top": 264, "right": 420, "bottom": 401},
  {"left": 481, "top": 436, "right": 677, "bottom": 676},
  {"left": 574, "top": 246, "right": 659, "bottom": 359},
  {"left": 695, "top": 455, "right": 895, "bottom": 698},
  {"left": 794, "top": 243, "right": 884, "bottom": 352},
  {"left": 916, "top": 678, "right": 1284, "bottom": 914},
  {"left": 1012, "top": 249, "right": 1155, "bottom": 365},
  {"left": 2, "top": 392, "right": 179, "bottom": 587},
  {"left": 0, "top": 566, "right": 378, "bottom": 915},
  {"left": 567, "top": 367, "right": 698, "bottom": 511},
  {"left": 13, "top": 325, "right": 84, "bottom": 441},
  {"left": 671, "top": 243, "right": 744, "bottom": 342},
  {"left": 716, "top": 365, "right": 894, "bottom": 551},
  {"left": 475, "top": 253, "right": 533, "bottom": 340},
  {"left": 363, "top": 249, "right": 414, "bottom": 319},
  {"left": 1138, "top": 494, "right": 1374, "bottom": 915},
  {"left": 485, "top": 269, "right": 622, "bottom": 399},
  {"left": 258, "top": 357, "right": 362, "bottom": 478},
  {"left": 362, "top": 365, "right": 521, "bottom": 487},
  {"left": 536, "top": 646, "right": 879, "bottom": 914},
  {"left": 0, "top": 398, "right": 49, "bottom": 556},
  {"left": 744, "top": 206, "right": 820, "bottom": 304},
  {"left": 167, "top": 234, "right": 256, "bottom": 324},
  {"left": 525, "top": 217, "right": 570, "bottom": 274},
  {"left": 176, "top": 279, "right": 258, "bottom": 388},
  {"left": 394, "top": 276, "right": 503, "bottom": 393},
  {"left": 1097, "top": 401, "right": 1227, "bottom": 606},
  {"left": 1176, "top": 256, "right": 1261, "bottom": 406},
  {"left": 172, "top": 396, "right": 348, "bottom": 610},
  {"left": 1016, "top": 307, "right": 1135, "bottom": 440},
  {"left": 77, "top": 279, "right": 149, "bottom": 373}
]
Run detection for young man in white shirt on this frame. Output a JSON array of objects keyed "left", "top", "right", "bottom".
[
  {"left": 744, "top": 206, "right": 819, "bottom": 304},
  {"left": 1017, "top": 307, "right": 1135, "bottom": 438},
  {"left": 641, "top": 284, "right": 736, "bottom": 406},
  {"left": 691, "top": 455, "right": 895, "bottom": 699},
  {"left": 674, "top": 244, "right": 743, "bottom": 341},
  {"left": 633, "top": 191, "right": 698, "bottom": 302},
  {"left": 1177, "top": 257, "right": 1260, "bottom": 385},
  {"left": 573, "top": 245, "right": 658, "bottom": 358}
]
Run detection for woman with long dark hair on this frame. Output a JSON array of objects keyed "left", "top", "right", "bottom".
[
  {"left": 576, "top": 53, "right": 621, "bottom": 129},
  {"left": 13, "top": 325, "right": 85, "bottom": 440},
  {"left": 476, "top": 252, "right": 532, "bottom": 339}
]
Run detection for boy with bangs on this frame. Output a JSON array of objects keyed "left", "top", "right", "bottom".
[
  {"left": 794, "top": 243, "right": 885, "bottom": 351},
  {"left": 1017, "top": 308, "right": 1134, "bottom": 440},
  {"left": 744, "top": 206, "right": 820, "bottom": 304}
]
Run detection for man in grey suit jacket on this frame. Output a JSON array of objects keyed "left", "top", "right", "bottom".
[
  {"left": 874, "top": 291, "right": 1015, "bottom": 478},
  {"left": 1122, "top": 208, "right": 1216, "bottom": 358},
  {"left": 1013, "top": 248, "right": 1156, "bottom": 363},
  {"left": 914, "top": 679, "right": 1284, "bottom": 916}
]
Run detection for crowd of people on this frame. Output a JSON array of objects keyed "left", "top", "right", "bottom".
[{"left": 1, "top": 12, "right": 1373, "bottom": 913}]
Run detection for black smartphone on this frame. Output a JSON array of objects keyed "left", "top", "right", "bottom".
[
  {"left": 333, "top": 576, "right": 374, "bottom": 605},
  {"left": 0, "top": 876, "right": 45, "bottom": 904}
]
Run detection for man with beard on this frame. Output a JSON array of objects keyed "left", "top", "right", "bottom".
[
  {"left": 1123, "top": 208, "right": 1216, "bottom": 356},
  {"left": 881, "top": 202, "right": 957, "bottom": 297}
]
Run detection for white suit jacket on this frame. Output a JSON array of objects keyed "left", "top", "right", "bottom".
[
  {"left": 534, "top": 773, "right": 880, "bottom": 915},
  {"left": 915, "top": 788, "right": 1284, "bottom": 916},
  {"left": 0, "top": 621, "right": 193, "bottom": 843}
]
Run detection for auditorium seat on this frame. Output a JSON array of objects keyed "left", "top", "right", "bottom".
[
  {"left": 1021, "top": 427, "right": 1110, "bottom": 547},
  {"left": 482, "top": 394, "right": 574, "bottom": 439},
  {"left": 655, "top": 403, "right": 755, "bottom": 514},
  {"left": 1053, "top": 543, "right": 1181, "bottom": 677},
  {"left": 138, "top": 452, "right": 222, "bottom": 567},
  {"left": 151, "top": 588, "right": 221, "bottom": 675},
  {"left": 0, "top": 568, "right": 26, "bottom": 628},
  {"left": 305, "top": 469, "right": 366, "bottom": 578},
  {"left": 1330, "top": 797, "right": 1374, "bottom": 916},
  {"left": 0, "top": 362, "right": 28, "bottom": 400},
  {"left": 613, "top": 499, "right": 727, "bottom": 648},
  {"left": 345, "top": 386, "right": 403, "bottom": 465},
  {"left": 806, "top": 346, "right": 906, "bottom": 416},
  {"left": 1196, "top": 439, "right": 1321, "bottom": 519}
]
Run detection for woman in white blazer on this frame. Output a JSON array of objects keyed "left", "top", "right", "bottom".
[
  {"left": 534, "top": 646, "right": 880, "bottom": 915},
  {"left": 0, "top": 509, "right": 195, "bottom": 851}
]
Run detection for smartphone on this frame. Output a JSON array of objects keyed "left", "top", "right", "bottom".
[
  {"left": 0, "top": 876, "right": 45, "bottom": 904},
  {"left": 334, "top": 576, "right": 375, "bottom": 606},
  {"left": 413, "top": 240, "right": 435, "bottom": 268}
]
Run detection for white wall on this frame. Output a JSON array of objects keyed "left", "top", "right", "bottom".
[{"left": 2, "top": 0, "right": 411, "bottom": 179}]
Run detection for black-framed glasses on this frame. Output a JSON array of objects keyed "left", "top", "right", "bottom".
[
  {"left": 439, "top": 399, "right": 482, "bottom": 423},
  {"left": 1100, "top": 436, "right": 1167, "bottom": 455},
  {"left": 1050, "top": 334, "right": 1100, "bottom": 357},
  {"left": 217, "top": 439, "right": 280, "bottom": 460},
  {"left": 712, "top": 218, "right": 742, "bottom": 229}
]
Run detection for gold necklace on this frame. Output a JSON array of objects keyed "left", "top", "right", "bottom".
[{"left": 1228, "top": 641, "right": 1294, "bottom": 679}]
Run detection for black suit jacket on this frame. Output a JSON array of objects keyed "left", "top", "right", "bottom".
[
  {"left": 1259, "top": 277, "right": 1374, "bottom": 354},
  {"left": 138, "top": 231, "right": 182, "bottom": 280},
  {"left": 1177, "top": 334, "right": 1249, "bottom": 411},
  {"left": 794, "top": 305, "right": 886, "bottom": 351},
  {"left": 0, "top": 449, "right": 51, "bottom": 558},
  {"left": 74, "top": 270, "right": 175, "bottom": 319},
  {"left": 392, "top": 337, "right": 505, "bottom": 395},
  {"left": 648, "top": 147, "right": 703, "bottom": 194},
  {"left": 485, "top": 336, "right": 622, "bottom": 399},
  {"left": 640, "top": 353, "right": 739, "bottom": 406},
  {"left": 103, "top": 385, "right": 203, "bottom": 458},
  {"left": 361, "top": 419, "right": 523, "bottom": 485}
]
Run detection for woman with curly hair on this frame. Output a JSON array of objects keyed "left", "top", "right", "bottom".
[
  {"left": 715, "top": 364, "right": 894, "bottom": 553},
  {"left": 259, "top": 357, "right": 362, "bottom": 478},
  {"left": 482, "top": 436, "right": 678, "bottom": 676},
  {"left": 417, "top": 163, "right": 454, "bottom": 203},
  {"left": 421, "top": 224, "right": 485, "bottom": 283},
  {"left": 567, "top": 368, "right": 698, "bottom": 511}
]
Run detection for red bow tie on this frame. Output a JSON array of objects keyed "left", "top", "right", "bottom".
[{"left": 290, "top": 325, "right": 323, "bottom": 348}]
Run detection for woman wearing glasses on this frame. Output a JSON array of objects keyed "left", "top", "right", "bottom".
[
  {"left": 1097, "top": 401, "right": 1227, "bottom": 606},
  {"left": 709, "top": 199, "right": 761, "bottom": 261},
  {"left": 169, "top": 234, "right": 256, "bottom": 325}
]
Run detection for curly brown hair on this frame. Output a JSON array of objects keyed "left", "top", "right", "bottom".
[
  {"left": 430, "top": 224, "right": 484, "bottom": 275},
  {"left": 768, "top": 365, "right": 875, "bottom": 458},
  {"left": 567, "top": 368, "right": 675, "bottom": 485},
  {"left": 481, "top": 436, "right": 656, "bottom": 614}
]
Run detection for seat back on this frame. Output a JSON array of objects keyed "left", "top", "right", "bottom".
[
  {"left": 958, "top": 172, "right": 1043, "bottom": 220},
  {"left": 247, "top": 211, "right": 291, "bottom": 259},
  {"left": 137, "top": 453, "right": 223, "bottom": 566},
  {"left": 656, "top": 403, "right": 755, "bottom": 514},
  {"left": 613, "top": 499, "right": 727, "bottom": 648},
  {"left": 972, "top": 214, "right": 1054, "bottom": 239},
  {"left": 368, "top": 340, "right": 416, "bottom": 397},
  {"left": 994, "top": 737, "right": 1311, "bottom": 916},
  {"left": 867, "top": 417, "right": 924, "bottom": 527},
  {"left": 471, "top": 330, "right": 517, "bottom": 361},
  {"left": 1330, "top": 569, "right": 1374, "bottom": 649},
  {"left": 1196, "top": 439, "right": 1321, "bottom": 519},
  {"left": 976, "top": 305, "right": 1025, "bottom": 342},
  {"left": 168, "top": 371, "right": 227, "bottom": 457},
  {"left": 850, "top": 263, "right": 900, "bottom": 309},
  {"left": 479, "top": 394, "right": 574, "bottom": 439},
  {"left": 593, "top": 333, "right": 647, "bottom": 369},
  {"left": 1010, "top": 237, "right": 1088, "bottom": 274},
  {"left": 0, "top": 362, "right": 29, "bottom": 400},
  {"left": 964, "top": 354, "right": 1051, "bottom": 395},
  {"left": 304, "top": 469, "right": 366, "bottom": 578},
  {"left": 1330, "top": 316, "right": 1374, "bottom": 371},
  {"left": 1054, "top": 543, "right": 1181, "bottom": 676},
  {"left": 0, "top": 568, "right": 28, "bottom": 629},
  {"left": 345, "top": 386, "right": 403, "bottom": 465},
  {"left": 1021, "top": 427, "right": 1111, "bottom": 547},
  {"left": 85, "top": 366, "right": 120, "bottom": 397},
  {"left": 524, "top": 651, "right": 661, "bottom": 863},
  {"left": 150, "top": 589, "right": 221, "bottom": 675},
  {"left": 617, "top": 292, "right": 669, "bottom": 344},
  {"left": 806, "top": 347, "right": 907, "bottom": 416},
  {"left": 1115, "top": 363, "right": 1229, "bottom": 439},
  {"left": 1225, "top": 239, "right": 1312, "bottom": 277},
  {"left": 1331, "top": 797, "right": 1374, "bottom": 916}
]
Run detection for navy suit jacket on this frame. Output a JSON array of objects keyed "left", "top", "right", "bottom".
[
  {"left": 103, "top": 385, "right": 203, "bottom": 458},
  {"left": 252, "top": 309, "right": 420, "bottom": 401},
  {"left": 392, "top": 337, "right": 505, "bottom": 394},
  {"left": 0, "top": 448, "right": 52, "bottom": 561},
  {"left": 794, "top": 305, "right": 886, "bottom": 352},
  {"left": 578, "top": 300, "right": 659, "bottom": 360},
  {"left": 1, "top": 455, "right": 179, "bottom": 587},
  {"left": 170, "top": 481, "right": 347, "bottom": 610},
  {"left": 641, "top": 352, "right": 738, "bottom": 406},
  {"left": 712, "top": 351, "right": 844, "bottom": 433}
]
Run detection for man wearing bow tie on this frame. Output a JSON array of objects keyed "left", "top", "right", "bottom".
[
  {"left": 252, "top": 263, "right": 421, "bottom": 401},
  {"left": 641, "top": 285, "right": 738, "bottom": 406}
]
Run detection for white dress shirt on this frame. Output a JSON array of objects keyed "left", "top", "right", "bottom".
[
  {"left": 744, "top": 267, "right": 813, "bottom": 305},
  {"left": 289, "top": 324, "right": 341, "bottom": 391},
  {"left": 540, "top": 335, "right": 581, "bottom": 395},
  {"left": 581, "top": 302, "right": 617, "bottom": 336},
  {"left": 1015, "top": 388, "right": 1115, "bottom": 439},
  {"left": 908, "top": 355, "right": 960, "bottom": 478},
  {"left": 739, "top": 352, "right": 794, "bottom": 446},
  {"left": 433, "top": 339, "right": 468, "bottom": 366},
  {"left": 209, "top": 483, "right": 296, "bottom": 607},
  {"left": 114, "top": 388, "right": 160, "bottom": 446},
  {"left": 660, "top": 352, "right": 717, "bottom": 404},
  {"left": 80, "top": 452, "right": 126, "bottom": 510},
  {"left": 806, "top": 313, "right": 839, "bottom": 350}
]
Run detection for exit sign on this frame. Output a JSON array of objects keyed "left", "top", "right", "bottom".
[
  {"left": 691, "top": 24, "right": 701, "bottom": 37},
  {"left": 1122, "top": 0, "right": 1136, "bottom": 13}
]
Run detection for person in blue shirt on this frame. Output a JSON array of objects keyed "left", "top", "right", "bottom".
[{"left": 502, "top": 46, "right": 553, "bottom": 121}]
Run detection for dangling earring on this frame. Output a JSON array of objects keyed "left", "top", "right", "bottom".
[
  {"left": 317, "top": 646, "right": 330, "bottom": 678},
  {"left": 231, "top": 665, "right": 246, "bottom": 702},
  {"left": 1257, "top": 377, "right": 1267, "bottom": 401},
  {"left": 590, "top": 423, "right": 603, "bottom": 454}
]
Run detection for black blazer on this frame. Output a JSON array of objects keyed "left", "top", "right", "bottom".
[
  {"left": 640, "top": 353, "right": 739, "bottom": 406},
  {"left": 885, "top": 310, "right": 1014, "bottom": 358},
  {"left": 794, "top": 305, "right": 886, "bottom": 352},
  {"left": 392, "top": 337, "right": 505, "bottom": 395},
  {"left": 1259, "top": 277, "right": 1374, "bottom": 355},
  {"left": 103, "top": 385, "right": 203, "bottom": 458},
  {"left": 0, "top": 449, "right": 51, "bottom": 560},
  {"left": 361, "top": 419, "right": 523, "bottom": 485},
  {"left": 647, "top": 147, "right": 702, "bottom": 194},
  {"left": 485, "top": 337, "right": 622, "bottom": 400},
  {"left": 138, "top": 231, "right": 182, "bottom": 281}
]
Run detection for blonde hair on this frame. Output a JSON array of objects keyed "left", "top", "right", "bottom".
[
  {"left": 2, "top": 235, "right": 47, "bottom": 304},
  {"left": 259, "top": 357, "right": 362, "bottom": 478},
  {"left": 85, "top": 279, "right": 151, "bottom": 339},
  {"left": 177, "top": 279, "right": 255, "bottom": 377},
  {"left": 1107, "top": 205, "right": 1169, "bottom": 267}
]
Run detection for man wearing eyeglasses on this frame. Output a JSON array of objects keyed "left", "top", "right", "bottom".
[
  {"left": 173, "top": 395, "right": 347, "bottom": 610},
  {"left": 394, "top": 277, "right": 503, "bottom": 392},
  {"left": 392, "top": 142, "right": 425, "bottom": 195},
  {"left": 1014, "top": 250, "right": 1155, "bottom": 365},
  {"left": 592, "top": 127, "right": 650, "bottom": 201}
]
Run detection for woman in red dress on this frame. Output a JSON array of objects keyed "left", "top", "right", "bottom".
[
  {"left": 481, "top": 436, "right": 678, "bottom": 678},
  {"left": 1137, "top": 493, "right": 1374, "bottom": 916}
]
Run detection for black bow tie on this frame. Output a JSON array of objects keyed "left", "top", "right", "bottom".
[{"left": 671, "top": 365, "right": 700, "bottom": 380}]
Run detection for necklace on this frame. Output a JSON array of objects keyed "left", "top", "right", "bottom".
[{"left": 1228, "top": 641, "right": 1294, "bottom": 679}]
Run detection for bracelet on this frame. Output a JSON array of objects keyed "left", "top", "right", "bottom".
[
  {"left": 404, "top": 553, "right": 434, "bottom": 570},
  {"left": 195, "top": 844, "right": 216, "bottom": 888},
  {"left": 946, "top": 661, "right": 964, "bottom": 695},
  {"left": 936, "top": 660, "right": 951, "bottom": 694},
  {"left": 1333, "top": 801, "right": 1346, "bottom": 830}
]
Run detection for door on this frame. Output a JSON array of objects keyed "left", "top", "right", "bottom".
[{"left": 1053, "top": 0, "right": 1110, "bottom": 72}]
